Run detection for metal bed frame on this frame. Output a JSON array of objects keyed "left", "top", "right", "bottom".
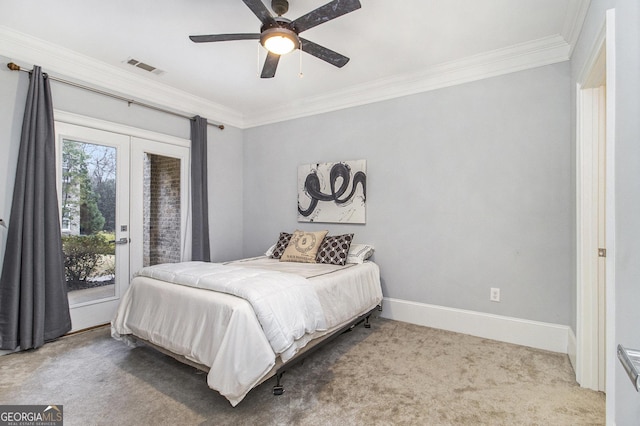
[{"left": 134, "top": 304, "right": 382, "bottom": 398}]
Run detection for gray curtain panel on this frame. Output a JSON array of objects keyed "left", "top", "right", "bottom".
[
  {"left": 190, "top": 116, "right": 211, "bottom": 262},
  {"left": 0, "top": 66, "right": 72, "bottom": 350}
]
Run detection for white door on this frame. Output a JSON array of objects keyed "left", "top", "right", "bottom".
[{"left": 55, "top": 123, "right": 130, "bottom": 332}]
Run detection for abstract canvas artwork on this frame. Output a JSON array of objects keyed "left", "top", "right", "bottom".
[{"left": 298, "top": 160, "right": 366, "bottom": 224}]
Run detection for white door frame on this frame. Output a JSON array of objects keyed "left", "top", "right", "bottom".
[
  {"left": 603, "top": 10, "right": 616, "bottom": 423},
  {"left": 575, "top": 8, "right": 616, "bottom": 404}
]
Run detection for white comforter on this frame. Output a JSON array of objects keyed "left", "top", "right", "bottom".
[
  {"left": 112, "top": 259, "right": 382, "bottom": 406},
  {"left": 134, "top": 261, "right": 327, "bottom": 356}
]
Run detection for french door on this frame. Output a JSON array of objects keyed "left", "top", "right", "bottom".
[
  {"left": 55, "top": 122, "right": 130, "bottom": 331},
  {"left": 55, "top": 116, "right": 190, "bottom": 332}
]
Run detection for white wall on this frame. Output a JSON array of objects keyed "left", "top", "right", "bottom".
[{"left": 243, "top": 62, "right": 572, "bottom": 326}]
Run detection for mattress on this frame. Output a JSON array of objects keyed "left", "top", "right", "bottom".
[{"left": 111, "top": 256, "right": 382, "bottom": 406}]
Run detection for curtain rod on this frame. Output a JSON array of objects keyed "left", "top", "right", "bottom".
[{"left": 6, "top": 62, "right": 224, "bottom": 130}]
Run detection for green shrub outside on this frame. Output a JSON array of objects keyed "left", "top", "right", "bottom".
[{"left": 62, "top": 233, "right": 115, "bottom": 284}]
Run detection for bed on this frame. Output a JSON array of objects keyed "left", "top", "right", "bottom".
[{"left": 111, "top": 251, "right": 382, "bottom": 406}]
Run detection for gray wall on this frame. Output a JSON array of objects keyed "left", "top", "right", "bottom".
[
  {"left": 0, "top": 61, "right": 28, "bottom": 272},
  {"left": 208, "top": 123, "right": 244, "bottom": 262},
  {"left": 0, "top": 59, "right": 245, "bottom": 277},
  {"left": 244, "top": 62, "right": 571, "bottom": 325}
]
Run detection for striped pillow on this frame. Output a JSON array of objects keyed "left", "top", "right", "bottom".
[{"left": 346, "top": 244, "right": 374, "bottom": 264}]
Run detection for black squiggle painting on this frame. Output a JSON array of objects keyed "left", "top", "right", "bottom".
[{"left": 298, "top": 160, "right": 366, "bottom": 223}]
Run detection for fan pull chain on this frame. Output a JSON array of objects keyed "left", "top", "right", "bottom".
[
  {"left": 299, "top": 44, "right": 303, "bottom": 78},
  {"left": 257, "top": 43, "right": 261, "bottom": 78}
]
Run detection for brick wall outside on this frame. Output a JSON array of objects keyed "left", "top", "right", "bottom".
[{"left": 143, "top": 153, "right": 181, "bottom": 266}]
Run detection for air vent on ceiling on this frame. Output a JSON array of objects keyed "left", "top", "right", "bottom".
[{"left": 124, "top": 58, "right": 165, "bottom": 76}]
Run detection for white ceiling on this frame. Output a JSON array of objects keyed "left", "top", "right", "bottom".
[{"left": 0, "top": 0, "right": 589, "bottom": 128}]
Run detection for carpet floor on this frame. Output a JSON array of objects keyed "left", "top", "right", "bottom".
[{"left": 0, "top": 317, "right": 604, "bottom": 425}]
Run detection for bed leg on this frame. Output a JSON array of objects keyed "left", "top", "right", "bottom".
[
  {"left": 364, "top": 314, "right": 371, "bottom": 329},
  {"left": 273, "top": 371, "right": 285, "bottom": 396}
]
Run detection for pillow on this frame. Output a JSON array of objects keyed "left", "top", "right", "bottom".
[
  {"left": 280, "top": 230, "right": 328, "bottom": 263},
  {"left": 316, "top": 234, "right": 354, "bottom": 266},
  {"left": 265, "top": 244, "right": 276, "bottom": 257},
  {"left": 346, "top": 243, "right": 375, "bottom": 264},
  {"left": 270, "top": 232, "right": 292, "bottom": 259}
]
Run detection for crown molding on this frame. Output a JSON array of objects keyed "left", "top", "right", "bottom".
[
  {"left": 561, "top": 0, "right": 591, "bottom": 56},
  {"left": 0, "top": 25, "right": 245, "bottom": 128},
  {"left": 1, "top": 24, "right": 579, "bottom": 130},
  {"left": 244, "top": 35, "right": 572, "bottom": 128}
]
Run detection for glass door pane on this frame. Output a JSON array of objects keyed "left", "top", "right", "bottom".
[
  {"left": 56, "top": 121, "right": 130, "bottom": 332},
  {"left": 61, "top": 139, "right": 117, "bottom": 305}
]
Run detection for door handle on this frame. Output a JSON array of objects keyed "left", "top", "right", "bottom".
[{"left": 109, "top": 237, "right": 130, "bottom": 245}]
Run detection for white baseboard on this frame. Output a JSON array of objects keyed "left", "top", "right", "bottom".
[
  {"left": 567, "top": 327, "right": 577, "bottom": 372},
  {"left": 380, "top": 297, "right": 569, "bottom": 354}
]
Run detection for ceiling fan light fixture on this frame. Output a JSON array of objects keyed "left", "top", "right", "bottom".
[{"left": 260, "top": 27, "right": 299, "bottom": 55}]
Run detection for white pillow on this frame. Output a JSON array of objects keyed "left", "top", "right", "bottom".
[
  {"left": 265, "top": 243, "right": 276, "bottom": 257},
  {"left": 347, "top": 244, "right": 374, "bottom": 264}
]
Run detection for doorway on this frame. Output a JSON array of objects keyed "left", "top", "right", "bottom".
[
  {"left": 55, "top": 114, "right": 190, "bottom": 332},
  {"left": 575, "top": 11, "right": 616, "bottom": 396}
]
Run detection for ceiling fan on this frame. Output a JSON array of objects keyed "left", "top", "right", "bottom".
[{"left": 189, "top": 0, "right": 361, "bottom": 78}]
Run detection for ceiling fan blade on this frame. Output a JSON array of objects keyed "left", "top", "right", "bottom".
[
  {"left": 190, "top": 33, "right": 261, "bottom": 43},
  {"left": 261, "top": 51, "right": 280, "bottom": 78},
  {"left": 242, "top": 0, "right": 276, "bottom": 25},
  {"left": 300, "top": 38, "right": 349, "bottom": 68},
  {"left": 292, "top": 0, "right": 361, "bottom": 33}
]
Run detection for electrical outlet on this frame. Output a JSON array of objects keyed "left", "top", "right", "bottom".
[{"left": 490, "top": 287, "right": 500, "bottom": 302}]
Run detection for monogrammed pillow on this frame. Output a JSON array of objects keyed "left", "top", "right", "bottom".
[
  {"left": 280, "top": 230, "right": 328, "bottom": 263},
  {"left": 316, "top": 234, "right": 354, "bottom": 266}
]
